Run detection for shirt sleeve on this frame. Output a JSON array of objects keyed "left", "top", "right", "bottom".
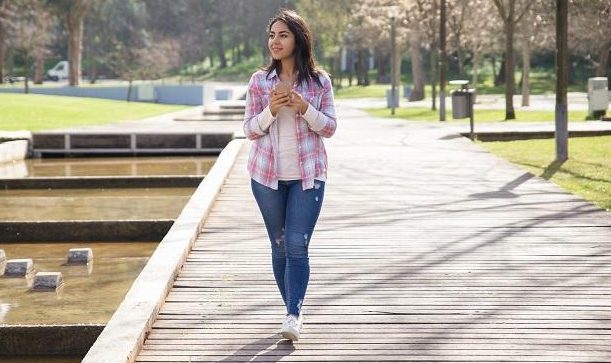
[
  {"left": 243, "top": 74, "right": 276, "bottom": 140},
  {"left": 300, "top": 73, "right": 337, "bottom": 138}
]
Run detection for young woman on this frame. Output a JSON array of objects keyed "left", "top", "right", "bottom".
[{"left": 243, "top": 9, "right": 337, "bottom": 341}]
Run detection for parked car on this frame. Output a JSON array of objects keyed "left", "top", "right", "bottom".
[{"left": 47, "top": 61, "right": 69, "bottom": 81}]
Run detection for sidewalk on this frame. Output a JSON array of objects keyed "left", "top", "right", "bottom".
[{"left": 129, "top": 102, "right": 611, "bottom": 362}]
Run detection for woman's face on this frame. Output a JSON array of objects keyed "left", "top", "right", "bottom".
[{"left": 268, "top": 20, "right": 296, "bottom": 61}]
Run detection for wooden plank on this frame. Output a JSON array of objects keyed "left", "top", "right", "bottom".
[{"left": 135, "top": 105, "right": 611, "bottom": 362}]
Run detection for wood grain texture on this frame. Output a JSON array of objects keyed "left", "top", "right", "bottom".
[{"left": 136, "top": 105, "right": 611, "bottom": 362}]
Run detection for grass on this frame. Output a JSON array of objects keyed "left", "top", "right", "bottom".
[
  {"left": 0, "top": 93, "right": 188, "bottom": 131},
  {"left": 478, "top": 136, "right": 611, "bottom": 211},
  {"left": 366, "top": 107, "right": 589, "bottom": 123}
]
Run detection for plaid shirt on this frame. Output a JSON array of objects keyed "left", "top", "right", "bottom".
[{"left": 243, "top": 69, "right": 337, "bottom": 190}]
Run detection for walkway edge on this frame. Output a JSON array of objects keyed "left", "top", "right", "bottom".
[{"left": 82, "top": 138, "right": 245, "bottom": 363}]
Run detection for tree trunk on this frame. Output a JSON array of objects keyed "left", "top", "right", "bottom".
[
  {"left": 457, "top": 48, "right": 465, "bottom": 78},
  {"left": 66, "top": 14, "right": 84, "bottom": 86},
  {"left": 491, "top": 55, "right": 497, "bottom": 84},
  {"left": 409, "top": 32, "right": 425, "bottom": 101},
  {"left": 471, "top": 48, "right": 479, "bottom": 86},
  {"left": 127, "top": 79, "right": 132, "bottom": 102},
  {"left": 430, "top": 45, "right": 437, "bottom": 110},
  {"left": 504, "top": 13, "right": 515, "bottom": 119},
  {"left": 216, "top": 27, "right": 227, "bottom": 68},
  {"left": 34, "top": 56, "right": 44, "bottom": 84},
  {"left": 356, "top": 49, "right": 369, "bottom": 86},
  {"left": 376, "top": 49, "right": 387, "bottom": 84},
  {"left": 0, "top": 21, "right": 4, "bottom": 84},
  {"left": 393, "top": 46, "right": 401, "bottom": 90},
  {"left": 595, "top": 40, "right": 610, "bottom": 77},
  {"left": 521, "top": 40, "right": 530, "bottom": 107},
  {"left": 24, "top": 54, "right": 30, "bottom": 94},
  {"left": 89, "top": 60, "right": 97, "bottom": 84},
  {"left": 494, "top": 58, "right": 505, "bottom": 86}
]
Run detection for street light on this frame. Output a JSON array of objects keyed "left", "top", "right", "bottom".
[
  {"left": 390, "top": 14, "right": 397, "bottom": 116},
  {"left": 385, "top": 5, "right": 400, "bottom": 116}
]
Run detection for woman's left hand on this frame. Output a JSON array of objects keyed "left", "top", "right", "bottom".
[{"left": 288, "top": 90, "right": 309, "bottom": 114}]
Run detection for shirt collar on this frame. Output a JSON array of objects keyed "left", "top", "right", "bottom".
[{"left": 266, "top": 68, "right": 279, "bottom": 80}]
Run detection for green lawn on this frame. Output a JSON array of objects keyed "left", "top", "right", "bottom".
[
  {"left": 366, "top": 107, "right": 588, "bottom": 123},
  {"left": 478, "top": 136, "right": 611, "bottom": 211},
  {"left": 0, "top": 93, "right": 188, "bottom": 131}
]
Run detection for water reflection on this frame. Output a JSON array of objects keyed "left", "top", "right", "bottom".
[
  {"left": 11, "top": 156, "right": 217, "bottom": 178},
  {"left": 0, "top": 160, "right": 28, "bottom": 178},
  {"left": 0, "top": 187, "right": 194, "bottom": 221},
  {"left": 0, "top": 242, "right": 157, "bottom": 324}
]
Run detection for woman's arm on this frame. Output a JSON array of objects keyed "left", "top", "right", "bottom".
[
  {"left": 297, "top": 74, "right": 337, "bottom": 138},
  {"left": 243, "top": 74, "right": 275, "bottom": 141}
]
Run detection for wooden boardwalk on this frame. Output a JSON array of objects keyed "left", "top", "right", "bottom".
[{"left": 136, "top": 105, "right": 611, "bottom": 362}]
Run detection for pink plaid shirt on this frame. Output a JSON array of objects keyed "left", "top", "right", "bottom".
[{"left": 243, "top": 69, "right": 337, "bottom": 190}]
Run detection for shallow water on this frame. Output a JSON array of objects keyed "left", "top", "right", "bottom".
[
  {"left": 0, "top": 241, "right": 158, "bottom": 325},
  {"left": 0, "top": 356, "right": 80, "bottom": 363},
  {"left": 0, "top": 155, "right": 216, "bottom": 178},
  {"left": 0, "top": 187, "right": 194, "bottom": 221}
]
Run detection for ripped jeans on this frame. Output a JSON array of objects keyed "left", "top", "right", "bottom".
[{"left": 251, "top": 179, "right": 325, "bottom": 316}]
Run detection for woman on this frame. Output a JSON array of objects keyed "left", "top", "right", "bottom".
[{"left": 243, "top": 9, "right": 337, "bottom": 341}]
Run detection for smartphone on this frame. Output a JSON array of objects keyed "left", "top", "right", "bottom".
[{"left": 274, "top": 81, "right": 292, "bottom": 95}]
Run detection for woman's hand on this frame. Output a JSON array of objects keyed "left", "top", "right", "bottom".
[
  {"left": 288, "top": 90, "right": 309, "bottom": 114},
  {"left": 269, "top": 90, "right": 291, "bottom": 116}
]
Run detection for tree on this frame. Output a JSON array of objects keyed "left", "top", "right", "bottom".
[
  {"left": 404, "top": 0, "right": 440, "bottom": 104},
  {"left": 0, "top": 0, "right": 17, "bottom": 83},
  {"left": 569, "top": 0, "right": 611, "bottom": 77},
  {"left": 49, "top": 0, "right": 93, "bottom": 86},
  {"left": 7, "top": 0, "right": 55, "bottom": 91},
  {"left": 515, "top": 1, "right": 553, "bottom": 106},
  {"left": 492, "top": 0, "right": 534, "bottom": 120},
  {"left": 298, "top": 0, "right": 354, "bottom": 86}
]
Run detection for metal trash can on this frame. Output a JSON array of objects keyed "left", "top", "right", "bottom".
[
  {"left": 386, "top": 89, "right": 399, "bottom": 108},
  {"left": 403, "top": 85, "right": 411, "bottom": 99},
  {"left": 452, "top": 90, "right": 471, "bottom": 119},
  {"left": 450, "top": 80, "right": 474, "bottom": 119},
  {"left": 588, "top": 77, "right": 609, "bottom": 118}
]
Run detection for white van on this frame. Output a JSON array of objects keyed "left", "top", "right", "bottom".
[{"left": 47, "top": 61, "right": 69, "bottom": 81}]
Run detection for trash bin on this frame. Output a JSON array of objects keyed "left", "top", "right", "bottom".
[
  {"left": 452, "top": 90, "right": 471, "bottom": 119},
  {"left": 588, "top": 77, "right": 609, "bottom": 118},
  {"left": 403, "top": 85, "right": 411, "bottom": 99},
  {"left": 450, "top": 80, "right": 474, "bottom": 119},
  {"left": 386, "top": 89, "right": 399, "bottom": 108}
]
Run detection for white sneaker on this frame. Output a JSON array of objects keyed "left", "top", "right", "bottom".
[{"left": 281, "top": 314, "right": 303, "bottom": 341}]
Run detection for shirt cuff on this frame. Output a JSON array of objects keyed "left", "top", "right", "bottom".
[
  {"left": 256, "top": 106, "right": 276, "bottom": 133},
  {"left": 301, "top": 103, "right": 326, "bottom": 132}
]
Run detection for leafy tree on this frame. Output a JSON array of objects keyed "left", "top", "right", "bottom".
[
  {"left": 569, "top": 0, "right": 611, "bottom": 77},
  {"left": 48, "top": 0, "right": 93, "bottom": 86},
  {"left": 492, "top": 0, "right": 534, "bottom": 120}
]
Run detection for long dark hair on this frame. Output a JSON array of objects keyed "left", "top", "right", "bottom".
[{"left": 265, "top": 9, "right": 323, "bottom": 88}]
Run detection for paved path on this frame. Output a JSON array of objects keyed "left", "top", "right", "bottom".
[{"left": 133, "top": 103, "right": 611, "bottom": 362}]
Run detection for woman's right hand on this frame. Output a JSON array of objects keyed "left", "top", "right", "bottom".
[{"left": 269, "top": 90, "right": 291, "bottom": 116}]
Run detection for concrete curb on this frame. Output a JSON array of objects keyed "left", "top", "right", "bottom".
[
  {"left": 0, "top": 220, "right": 173, "bottom": 242},
  {"left": 0, "top": 140, "right": 29, "bottom": 163},
  {"left": 81, "top": 138, "right": 245, "bottom": 363},
  {"left": 0, "top": 324, "right": 104, "bottom": 355}
]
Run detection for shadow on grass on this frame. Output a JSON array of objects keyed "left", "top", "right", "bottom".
[{"left": 541, "top": 160, "right": 566, "bottom": 180}]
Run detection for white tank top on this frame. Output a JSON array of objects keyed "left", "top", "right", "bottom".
[{"left": 276, "top": 107, "right": 301, "bottom": 180}]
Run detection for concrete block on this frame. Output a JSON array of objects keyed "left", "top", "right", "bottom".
[
  {"left": 0, "top": 250, "right": 5, "bottom": 276},
  {"left": 67, "top": 248, "right": 93, "bottom": 264},
  {"left": 5, "top": 259, "right": 34, "bottom": 277},
  {"left": 32, "top": 272, "right": 63, "bottom": 291}
]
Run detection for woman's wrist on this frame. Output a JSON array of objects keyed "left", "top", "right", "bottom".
[{"left": 300, "top": 101, "right": 308, "bottom": 114}]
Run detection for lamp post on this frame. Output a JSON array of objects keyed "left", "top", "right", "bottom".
[
  {"left": 439, "top": 0, "right": 447, "bottom": 121},
  {"left": 555, "top": 0, "right": 568, "bottom": 161},
  {"left": 390, "top": 15, "right": 397, "bottom": 115}
]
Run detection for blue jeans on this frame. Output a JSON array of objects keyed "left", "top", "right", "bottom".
[{"left": 251, "top": 179, "right": 325, "bottom": 316}]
